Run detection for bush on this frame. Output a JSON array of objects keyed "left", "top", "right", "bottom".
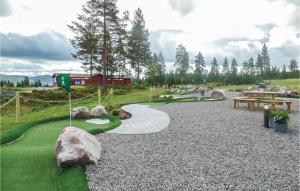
[{"left": 270, "top": 109, "right": 289, "bottom": 124}]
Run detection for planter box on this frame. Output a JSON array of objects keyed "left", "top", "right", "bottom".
[
  {"left": 274, "top": 122, "right": 288, "bottom": 133},
  {"left": 268, "top": 117, "right": 275, "bottom": 129}
]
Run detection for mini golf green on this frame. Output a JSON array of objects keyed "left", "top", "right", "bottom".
[{"left": 1, "top": 115, "right": 120, "bottom": 191}]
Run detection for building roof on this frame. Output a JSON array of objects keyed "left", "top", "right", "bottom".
[
  {"left": 52, "top": 73, "right": 131, "bottom": 79},
  {"left": 52, "top": 73, "right": 90, "bottom": 78}
]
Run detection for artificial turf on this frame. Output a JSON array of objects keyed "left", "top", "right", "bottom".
[{"left": 1, "top": 115, "right": 120, "bottom": 191}]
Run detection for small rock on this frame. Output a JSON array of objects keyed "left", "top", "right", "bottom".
[
  {"left": 90, "top": 105, "right": 107, "bottom": 117},
  {"left": 55, "top": 126, "right": 101, "bottom": 168},
  {"left": 71, "top": 107, "right": 89, "bottom": 119}
]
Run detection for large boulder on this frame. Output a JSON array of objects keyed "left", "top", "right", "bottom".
[
  {"left": 55, "top": 126, "right": 101, "bottom": 168},
  {"left": 210, "top": 90, "right": 225, "bottom": 99},
  {"left": 72, "top": 107, "right": 89, "bottom": 119},
  {"left": 90, "top": 105, "right": 107, "bottom": 117}
]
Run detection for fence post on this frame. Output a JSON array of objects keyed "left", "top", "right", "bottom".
[
  {"left": 110, "top": 88, "right": 113, "bottom": 99},
  {"left": 98, "top": 88, "right": 101, "bottom": 104},
  {"left": 16, "top": 92, "right": 20, "bottom": 123},
  {"left": 148, "top": 87, "right": 151, "bottom": 102}
]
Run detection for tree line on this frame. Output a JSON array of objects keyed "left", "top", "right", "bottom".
[
  {"left": 70, "top": 0, "right": 299, "bottom": 88},
  {"left": 167, "top": 43, "right": 299, "bottom": 86},
  {"left": 0, "top": 77, "right": 48, "bottom": 88}
]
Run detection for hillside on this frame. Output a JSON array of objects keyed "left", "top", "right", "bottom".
[{"left": 0, "top": 74, "right": 53, "bottom": 86}]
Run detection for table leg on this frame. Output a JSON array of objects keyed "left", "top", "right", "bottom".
[{"left": 271, "top": 95, "right": 275, "bottom": 109}]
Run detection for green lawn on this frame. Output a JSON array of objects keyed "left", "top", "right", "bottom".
[
  {"left": 216, "top": 78, "right": 300, "bottom": 92},
  {"left": 1, "top": 115, "right": 120, "bottom": 191},
  {"left": 1, "top": 87, "right": 165, "bottom": 135}
]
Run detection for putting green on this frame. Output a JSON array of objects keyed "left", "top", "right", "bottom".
[{"left": 1, "top": 115, "right": 120, "bottom": 191}]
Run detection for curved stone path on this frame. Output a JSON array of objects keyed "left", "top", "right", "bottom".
[
  {"left": 106, "top": 104, "right": 170, "bottom": 134},
  {"left": 86, "top": 92, "right": 299, "bottom": 191}
]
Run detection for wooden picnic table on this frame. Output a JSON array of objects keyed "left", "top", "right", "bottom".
[
  {"left": 243, "top": 91, "right": 281, "bottom": 109},
  {"left": 233, "top": 91, "right": 292, "bottom": 112}
]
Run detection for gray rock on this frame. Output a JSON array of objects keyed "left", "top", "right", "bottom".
[
  {"left": 72, "top": 107, "right": 89, "bottom": 119},
  {"left": 90, "top": 105, "right": 107, "bottom": 117},
  {"left": 55, "top": 126, "right": 101, "bottom": 168},
  {"left": 210, "top": 90, "right": 225, "bottom": 99}
]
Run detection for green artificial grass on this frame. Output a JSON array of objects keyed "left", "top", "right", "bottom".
[{"left": 1, "top": 114, "right": 120, "bottom": 191}]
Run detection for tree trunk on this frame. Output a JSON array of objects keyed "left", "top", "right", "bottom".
[
  {"left": 90, "top": 53, "right": 93, "bottom": 78},
  {"left": 102, "top": 2, "right": 107, "bottom": 91}
]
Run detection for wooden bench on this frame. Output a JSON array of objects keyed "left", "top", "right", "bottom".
[
  {"left": 258, "top": 99, "right": 292, "bottom": 112},
  {"left": 232, "top": 97, "right": 292, "bottom": 112},
  {"left": 232, "top": 97, "right": 256, "bottom": 111}
]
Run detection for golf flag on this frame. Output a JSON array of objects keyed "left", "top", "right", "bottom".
[
  {"left": 56, "top": 73, "right": 72, "bottom": 126},
  {"left": 56, "top": 74, "right": 71, "bottom": 92}
]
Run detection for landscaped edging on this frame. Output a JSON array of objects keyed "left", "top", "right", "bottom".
[{"left": 0, "top": 114, "right": 121, "bottom": 144}]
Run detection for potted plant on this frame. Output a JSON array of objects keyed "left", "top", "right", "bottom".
[{"left": 271, "top": 110, "right": 289, "bottom": 133}]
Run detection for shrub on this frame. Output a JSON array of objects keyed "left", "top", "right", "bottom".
[{"left": 270, "top": 109, "right": 289, "bottom": 124}]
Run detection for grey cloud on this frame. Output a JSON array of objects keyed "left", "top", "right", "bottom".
[
  {"left": 214, "top": 37, "right": 252, "bottom": 47},
  {"left": 269, "top": 41, "right": 300, "bottom": 65},
  {"left": 213, "top": 36, "right": 299, "bottom": 67},
  {"left": 0, "top": 63, "right": 43, "bottom": 73},
  {"left": 267, "top": 0, "right": 299, "bottom": 31},
  {"left": 168, "top": 0, "right": 196, "bottom": 16},
  {"left": 0, "top": 0, "right": 12, "bottom": 17},
  {"left": 149, "top": 29, "right": 185, "bottom": 62},
  {"left": 256, "top": 23, "right": 278, "bottom": 43},
  {"left": 256, "top": 23, "right": 277, "bottom": 33},
  {"left": 0, "top": 31, "right": 75, "bottom": 60}
]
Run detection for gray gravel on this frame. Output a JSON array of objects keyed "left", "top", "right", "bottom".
[{"left": 86, "top": 92, "right": 300, "bottom": 191}]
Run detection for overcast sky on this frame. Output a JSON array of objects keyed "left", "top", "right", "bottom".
[{"left": 0, "top": 0, "right": 299, "bottom": 76}]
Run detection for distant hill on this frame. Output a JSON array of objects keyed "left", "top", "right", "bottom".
[{"left": 0, "top": 74, "right": 53, "bottom": 86}]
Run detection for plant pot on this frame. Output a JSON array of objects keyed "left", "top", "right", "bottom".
[
  {"left": 274, "top": 122, "right": 288, "bottom": 133},
  {"left": 268, "top": 117, "right": 275, "bottom": 129}
]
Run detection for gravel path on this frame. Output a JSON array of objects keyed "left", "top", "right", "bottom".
[{"left": 86, "top": 92, "right": 299, "bottom": 191}]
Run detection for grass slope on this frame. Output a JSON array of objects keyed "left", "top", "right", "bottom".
[{"left": 1, "top": 115, "right": 120, "bottom": 191}]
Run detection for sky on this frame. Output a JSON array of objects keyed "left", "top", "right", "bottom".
[{"left": 0, "top": 0, "right": 299, "bottom": 76}]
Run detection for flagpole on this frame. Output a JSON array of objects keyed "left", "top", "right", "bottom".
[{"left": 69, "top": 92, "right": 72, "bottom": 127}]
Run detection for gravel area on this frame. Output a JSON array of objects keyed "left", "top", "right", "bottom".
[{"left": 86, "top": 92, "right": 299, "bottom": 191}]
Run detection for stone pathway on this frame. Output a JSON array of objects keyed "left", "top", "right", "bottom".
[{"left": 106, "top": 104, "right": 170, "bottom": 134}]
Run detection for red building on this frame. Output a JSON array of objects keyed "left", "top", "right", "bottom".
[{"left": 52, "top": 73, "right": 131, "bottom": 87}]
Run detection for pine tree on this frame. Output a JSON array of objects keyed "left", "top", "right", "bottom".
[
  {"left": 174, "top": 44, "right": 189, "bottom": 84},
  {"left": 222, "top": 57, "right": 229, "bottom": 74},
  {"left": 261, "top": 43, "right": 271, "bottom": 78},
  {"left": 248, "top": 57, "right": 255, "bottom": 75},
  {"left": 289, "top": 59, "right": 298, "bottom": 72},
  {"left": 255, "top": 53, "right": 263, "bottom": 76},
  {"left": 128, "top": 8, "right": 151, "bottom": 87},
  {"left": 230, "top": 58, "right": 238, "bottom": 75},
  {"left": 281, "top": 64, "right": 287, "bottom": 79},
  {"left": 157, "top": 52, "right": 166, "bottom": 85},
  {"left": 241, "top": 61, "right": 250, "bottom": 75},
  {"left": 209, "top": 57, "right": 219, "bottom": 82},
  {"left": 68, "top": 2, "right": 101, "bottom": 78},
  {"left": 89, "top": 0, "right": 123, "bottom": 89},
  {"left": 194, "top": 52, "right": 205, "bottom": 84},
  {"left": 114, "top": 11, "right": 129, "bottom": 78}
]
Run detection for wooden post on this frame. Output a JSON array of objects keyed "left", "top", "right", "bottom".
[
  {"left": 16, "top": 92, "right": 20, "bottom": 123},
  {"left": 148, "top": 87, "right": 151, "bottom": 102},
  {"left": 110, "top": 88, "right": 113, "bottom": 99},
  {"left": 98, "top": 88, "right": 101, "bottom": 104}
]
